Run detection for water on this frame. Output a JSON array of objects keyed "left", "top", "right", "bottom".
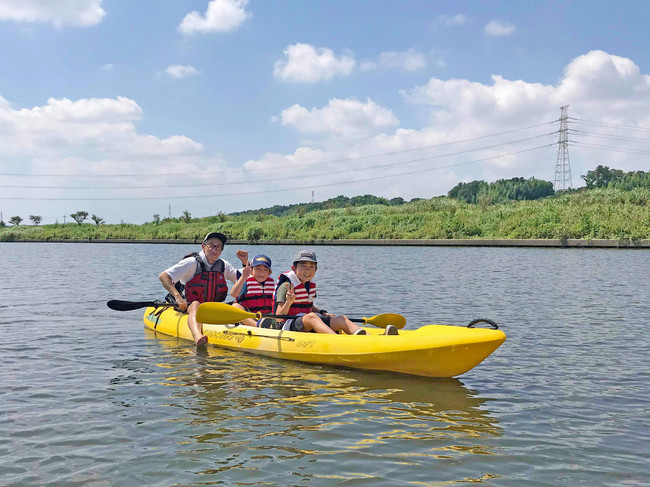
[{"left": 0, "top": 243, "right": 648, "bottom": 486}]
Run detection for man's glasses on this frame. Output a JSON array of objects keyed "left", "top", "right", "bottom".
[{"left": 204, "top": 243, "right": 223, "bottom": 251}]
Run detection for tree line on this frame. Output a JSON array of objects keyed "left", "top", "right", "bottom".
[
  {"left": 446, "top": 167, "right": 649, "bottom": 205},
  {"left": 1, "top": 166, "right": 647, "bottom": 227}
]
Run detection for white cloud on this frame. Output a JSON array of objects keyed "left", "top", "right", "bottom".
[
  {"left": 165, "top": 64, "right": 200, "bottom": 79},
  {"left": 244, "top": 50, "right": 650, "bottom": 205},
  {"left": 243, "top": 147, "right": 326, "bottom": 173},
  {"left": 435, "top": 14, "right": 467, "bottom": 26},
  {"left": 277, "top": 98, "right": 399, "bottom": 140},
  {"left": 179, "top": 0, "right": 250, "bottom": 34},
  {"left": 273, "top": 43, "right": 356, "bottom": 83},
  {"left": 360, "top": 48, "right": 426, "bottom": 72},
  {"left": 0, "top": 0, "right": 105, "bottom": 27},
  {"left": 101, "top": 63, "right": 114, "bottom": 71},
  {"left": 0, "top": 95, "right": 204, "bottom": 169},
  {"left": 484, "top": 20, "right": 516, "bottom": 37}
]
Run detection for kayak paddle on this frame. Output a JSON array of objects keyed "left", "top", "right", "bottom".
[
  {"left": 107, "top": 299, "right": 175, "bottom": 311},
  {"left": 197, "top": 302, "right": 406, "bottom": 329}
]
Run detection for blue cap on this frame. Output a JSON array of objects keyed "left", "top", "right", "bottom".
[{"left": 251, "top": 254, "right": 272, "bottom": 269}]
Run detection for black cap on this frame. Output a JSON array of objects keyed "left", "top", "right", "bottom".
[
  {"left": 203, "top": 232, "right": 227, "bottom": 245},
  {"left": 292, "top": 250, "right": 317, "bottom": 264}
]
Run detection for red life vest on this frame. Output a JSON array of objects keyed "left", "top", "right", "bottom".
[
  {"left": 181, "top": 253, "right": 228, "bottom": 304},
  {"left": 237, "top": 276, "right": 275, "bottom": 314},
  {"left": 273, "top": 271, "right": 316, "bottom": 315}
]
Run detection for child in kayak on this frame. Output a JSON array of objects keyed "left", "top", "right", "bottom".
[
  {"left": 274, "top": 250, "right": 397, "bottom": 335},
  {"left": 230, "top": 254, "right": 276, "bottom": 327}
]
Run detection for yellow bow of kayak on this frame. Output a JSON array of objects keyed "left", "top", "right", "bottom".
[{"left": 143, "top": 307, "right": 506, "bottom": 378}]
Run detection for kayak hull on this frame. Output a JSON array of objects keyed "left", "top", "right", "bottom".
[{"left": 143, "top": 307, "right": 506, "bottom": 378}]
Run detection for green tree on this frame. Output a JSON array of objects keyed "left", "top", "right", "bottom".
[
  {"left": 91, "top": 214, "right": 104, "bottom": 225},
  {"left": 246, "top": 224, "right": 264, "bottom": 242},
  {"left": 448, "top": 180, "right": 488, "bottom": 203},
  {"left": 70, "top": 211, "right": 89, "bottom": 225},
  {"left": 29, "top": 215, "right": 42, "bottom": 225},
  {"left": 9, "top": 216, "right": 22, "bottom": 226},
  {"left": 152, "top": 214, "right": 161, "bottom": 224},
  {"left": 581, "top": 165, "right": 624, "bottom": 189},
  {"left": 0, "top": 220, "right": 5, "bottom": 227},
  {"left": 181, "top": 210, "right": 192, "bottom": 223}
]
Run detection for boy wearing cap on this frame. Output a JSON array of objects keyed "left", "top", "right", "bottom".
[
  {"left": 159, "top": 232, "right": 249, "bottom": 346},
  {"left": 273, "top": 250, "right": 369, "bottom": 335},
  {"left": 230, "top": 254, "right": 276, "bottom": 327}
]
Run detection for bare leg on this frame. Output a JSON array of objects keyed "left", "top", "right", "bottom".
[
  {"left": 329, "top": 315, "right": 362, "bottom": 335},
  {"left": 187, "top": 301, "right": 208, "bottom": 345},
  {"left": 301, "top": 313, "right": 336, "bottom": 334}
]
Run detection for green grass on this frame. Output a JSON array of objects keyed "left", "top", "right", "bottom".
[{"left": 2, "top": 188, "right": 648, "bottom": 243}]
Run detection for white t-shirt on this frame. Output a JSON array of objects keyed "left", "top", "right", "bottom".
[{"left": 164, "top": 250, "right": 240, "bottom": 285}]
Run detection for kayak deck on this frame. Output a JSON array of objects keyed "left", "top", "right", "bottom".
[{"left": 143, "top": 307, "right": 506, "bottom": 378}]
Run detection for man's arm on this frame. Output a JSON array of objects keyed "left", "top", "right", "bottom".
[{"left": 159, "top": 271, "right": 188, "bottom": 311}]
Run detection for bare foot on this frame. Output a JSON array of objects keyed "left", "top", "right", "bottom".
[{"left": 196, "top": 335, "right": 208, "bottom": 347}]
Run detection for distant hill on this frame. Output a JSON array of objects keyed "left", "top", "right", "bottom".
[{"left": 231, "top": 194, "right": 419, "bottom": 217}]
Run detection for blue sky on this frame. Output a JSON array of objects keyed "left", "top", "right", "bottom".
[{"left": 1, "top": 0, "right": 649, "bottom": 224}]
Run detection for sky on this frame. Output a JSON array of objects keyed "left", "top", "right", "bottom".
[{"left": 1, "top": 0, "right": 649, "bottom": 224}]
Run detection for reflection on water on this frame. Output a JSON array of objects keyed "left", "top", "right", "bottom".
[{"left": 107, "top": 329, "right": 502, "bottom": 484}]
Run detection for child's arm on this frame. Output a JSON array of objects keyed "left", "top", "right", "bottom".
[
  {"left": 275, "top": 282, "right": 295, "bottom": 315},
  {"left": 230, "top": 262, "right": 251, "bottom": 298},
  {"left": 235, "top": 249, "right": 249, "bottom": 267}
]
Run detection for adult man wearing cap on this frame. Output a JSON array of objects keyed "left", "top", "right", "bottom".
[{"left": 159, "top": 232, "right": 249, "bottom": 346}]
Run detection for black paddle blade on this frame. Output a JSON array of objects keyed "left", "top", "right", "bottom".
[{"left": 107, "top": 300, "right": 165, "bottom": 311}]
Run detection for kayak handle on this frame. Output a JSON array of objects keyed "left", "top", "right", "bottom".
[{"left": 467, "top": 318, "right": 499, "bottom": 330}]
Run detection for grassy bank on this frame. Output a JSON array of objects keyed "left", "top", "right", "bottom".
[{"left": 2, "top": 188, "right": 648, "bottom": 243}]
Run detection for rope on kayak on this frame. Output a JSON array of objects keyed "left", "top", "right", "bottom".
[
  {"left": 220, "top": 329, "right": 296, "bottom": 342},
  {"left": 467, "top": 318, "right": 499, "bottom": 330}
]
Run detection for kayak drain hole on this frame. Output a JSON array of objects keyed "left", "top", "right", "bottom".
[{"left": 467, "top": 318, "right": 499, "bottom": 330}]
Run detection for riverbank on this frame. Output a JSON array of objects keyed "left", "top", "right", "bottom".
[
  {"left": 2, "top": 238, "right": 648, "bottom": 248},
  {"left": 2, "top": 187, "right": 648, "bottom": 244}
]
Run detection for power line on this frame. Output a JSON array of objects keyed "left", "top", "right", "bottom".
[
  {"left": 0, "top": 144, "right": 554, "bottom": 201},
  {"left": 0, "top": 132, "right": 556, "bottom": 190},
  {"left": 570, "top": 117, "right": 650, "bottom": 133},
  {"left": 0, "top": 121, "right": 556, "bottom": 179},
  {"left": 573, "top": 130, "right": 650, "bottom": 145},
  {"left": 574, "top": 142, "right": 650, "bottom": 156}
]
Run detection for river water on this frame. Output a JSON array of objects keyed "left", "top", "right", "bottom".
[{"left": 0, "top": 243, "right": 648, "bottom": 486}]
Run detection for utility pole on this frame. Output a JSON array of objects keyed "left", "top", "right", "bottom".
[
  {"left": 169, "top": 204, "right": 171, "bottom": 218},
  {"left": 311, "top": 191, "right": 314, "bottom": 204},
  {"left": 63, "top": 215, "right": 66, "bottom": 224},
  {"left": 553, "top": 105, "right": 573, "bottom": 191}
]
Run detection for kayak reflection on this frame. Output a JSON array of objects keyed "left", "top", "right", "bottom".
[{"left": 143, "top": 329, "right": 501, "bottom": 446}]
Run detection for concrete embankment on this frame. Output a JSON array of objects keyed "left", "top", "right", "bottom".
[{"left": 8, "top": 238, "right": 650, "bottom": 248}]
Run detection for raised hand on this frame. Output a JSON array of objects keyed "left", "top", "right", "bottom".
[
  {"left": 286, "top": 283, "right": 296, "bottom": 304},
  {"left": 236, "top": 249, "right": 249, "bottom": 266}
]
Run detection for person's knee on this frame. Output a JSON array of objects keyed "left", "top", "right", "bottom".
[
  {"left": 188, "top": 301, "right": 200, "bottom": 314},
  {"left": 302, "top": 312, "right": 319, "bottom": 323}
]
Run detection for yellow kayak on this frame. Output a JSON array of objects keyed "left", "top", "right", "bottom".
[{"left": 143, "top": 307, "right": 506, "bottom": 378}]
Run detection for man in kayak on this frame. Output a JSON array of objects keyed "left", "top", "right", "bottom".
[
  {"left": 159, "top": 232, "right": 249, "bottom": 346},
  {"left": 229, "top": 254, "right": 277, "bottom": 327},
  {"left": 274, "top": 250, "right": 397, "bottom": 335}
]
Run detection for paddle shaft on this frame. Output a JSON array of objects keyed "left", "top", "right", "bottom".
[
  {"left": 107, "top": 300, "right": 175, "bottom": 311},
  {"left": 196, "top": 302, "right": 405, "bottom": 328}
]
